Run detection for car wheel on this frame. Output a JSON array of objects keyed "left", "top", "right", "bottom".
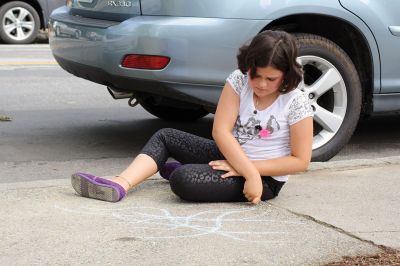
[
  {"left": 295, "top": 34, "right": 362, "bottom": 162},
  {"left": 139, "top": 96, "right": 209, "bottom": 122},
  {"left": 0, "top": 1, "right": 40, "bottom": 44}
]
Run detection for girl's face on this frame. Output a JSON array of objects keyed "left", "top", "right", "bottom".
[{"left": 248, "top": 66, "right": 284, "bottom": 98}]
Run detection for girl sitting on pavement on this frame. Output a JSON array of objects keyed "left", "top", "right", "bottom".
[{"left": 71, "top": 30, "right": 314, "bottom": 204}]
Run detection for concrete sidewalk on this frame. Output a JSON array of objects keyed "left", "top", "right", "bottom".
[{"left": 0, "top": 157, "right": 399, "bottom": 265}]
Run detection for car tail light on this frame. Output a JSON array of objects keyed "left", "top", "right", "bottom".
[{"left": 121, "top": 54, "right": 170, "bottom": 70}]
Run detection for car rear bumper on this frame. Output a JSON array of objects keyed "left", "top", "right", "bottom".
[
  {"left": 54, "top": 55, "right": 222, "bottom": 107},
  {"left": 49, "top": 7, "right": 270, "bottom": 105}
]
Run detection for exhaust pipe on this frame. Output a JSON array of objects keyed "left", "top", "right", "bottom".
[
  {"left": 107, "top": 86, "right": 139, "bottom": 107},
  {"left": 107, "top": 86, "right": 134, "bottom": 99}
]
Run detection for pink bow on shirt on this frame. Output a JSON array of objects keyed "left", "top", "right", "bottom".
[{"left": 259, "top": 129, "right": 270, "bottom": 138}]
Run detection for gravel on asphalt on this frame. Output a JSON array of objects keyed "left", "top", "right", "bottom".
[{"left": 325, "top": 247, "right": 400, "bottom": 266}]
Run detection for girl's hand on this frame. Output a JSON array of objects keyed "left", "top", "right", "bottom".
[
  {"left": 243, "top": 177, "right": 263, "bottom": 204},
  {"left": 209, "top": 160, "right": 240, "bottom": 178}
]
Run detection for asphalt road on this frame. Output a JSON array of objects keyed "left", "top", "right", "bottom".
[{"left": 1, "top": 44, "right": 400, "bottom": 181}]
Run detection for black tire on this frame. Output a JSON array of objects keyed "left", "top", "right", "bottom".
[
  {"left": 0, "top": 1, "right": 40, "bottom": 44},
  {"left": 295, "top": 34, "right": 362, "bottom": 161},
  {"left": 139, "top": 96, "right": 209, "bottom": 122}
]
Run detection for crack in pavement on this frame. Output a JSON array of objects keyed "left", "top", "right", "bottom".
[
  {"left": 353, "top": 230, "right": 400, "bottom": 233},
  {"left": 272, "top": 204, "right": 395, "bottom": 253}
]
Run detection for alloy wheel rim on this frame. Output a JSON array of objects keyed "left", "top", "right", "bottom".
[
  {"left": 2, "top": 7, "right": 35, "bottom": 41},
  {"left": 298, "top": 55, "right": 348, "bottom": 150}
]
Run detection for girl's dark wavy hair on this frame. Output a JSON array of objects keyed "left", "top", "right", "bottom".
[{"left": 237, "top": 30, "right": 303, "bottom": 93}]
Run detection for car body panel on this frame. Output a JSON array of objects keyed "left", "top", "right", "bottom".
[
  {"left": 50, "top": 6, "right": 270, "bottom": 85},
  {"left": 72, "top": 0, "right": 140, "bottom": 12},
  {"left": 54, "top": 21, "right": 81, "bottom": 38},
  {"left": 141, "top": 0, "right": 343, "bottom": 19},
  {"left": 50, "top": 5, "right": 271, "bottom": 106},
  {"left": 373, "top": 94, "right": 400, "bottom": 112},
  {"left": 339, "top": 0, "right": 400, "bottom": 94},
  {"left": 50, "top": 0, "right": 380, "bottom": 95},
  {"left": 69, "top": 0, "right": 141, "bottom": 21}
]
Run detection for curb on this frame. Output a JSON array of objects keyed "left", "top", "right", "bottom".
[
  {"left": 2, "top": 155, "right": 400, "bottom": 182},
  {"left": 307, "top": 155, "right": 400, "bottom": 172}
]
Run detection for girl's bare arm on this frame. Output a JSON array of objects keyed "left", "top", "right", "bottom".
[
  {"left": 252, "top": 117, "right": 314, "bottom": 176},
  {"left": 210, "top": 110, "right": 313, "bottom": 177},
  {"left": 212, "top": 82, "right": 260, "bottom": 180}
]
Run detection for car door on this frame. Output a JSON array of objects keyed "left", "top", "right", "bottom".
[{"left": 339, "top": 0, "right": 400, "bottom": 93}]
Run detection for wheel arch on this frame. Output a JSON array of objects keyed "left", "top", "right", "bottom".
[
  {"left": 0, "top": 0, "right": 45, "bottom": 29},
  {"left": 262, "top": 14, "right": 374, "bottom": 116}
]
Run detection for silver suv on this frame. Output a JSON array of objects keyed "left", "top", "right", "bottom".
[{"left": 49, "top": 0, "right": 400, "bottom": 161}]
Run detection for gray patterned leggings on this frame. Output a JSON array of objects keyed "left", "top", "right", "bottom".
[{"left": 141, "top": 128, "right": 285, "bottom": 202}]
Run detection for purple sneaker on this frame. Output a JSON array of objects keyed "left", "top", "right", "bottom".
[
  {"left": 159, "top": 162, "right": 182, "bottom": 180},
  {"left": 71, "top": 172, "right": 126, "bottom": 202}
]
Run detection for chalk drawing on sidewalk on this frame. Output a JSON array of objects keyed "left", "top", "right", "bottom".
[{"left": 54, "top": 204, "right": 305, "bottom": 243}]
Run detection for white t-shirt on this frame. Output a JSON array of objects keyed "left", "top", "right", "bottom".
[{"left": 227, "top": 69, "right": 313, "bottom": 182}]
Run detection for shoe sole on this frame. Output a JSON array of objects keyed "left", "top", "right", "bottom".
[{"left": 71, "top": 173, "right": 120, "bottom": 202}]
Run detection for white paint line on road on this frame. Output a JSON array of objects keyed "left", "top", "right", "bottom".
[
  {"left": 0, "top": 65, "right": 60, "bottom": 70},
  {"left": 0, "top": 49, "right": 51, "bottom": 52},
  {"left": 0, "top": 44, "right": 50, "bottom": 48},
  {"left": 0, "top": 61, "right": 57, "bottom": 66}
]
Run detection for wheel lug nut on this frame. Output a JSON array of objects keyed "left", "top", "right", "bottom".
[{"left": 309, "top": 93, "right": 315, "bottom": 99}]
